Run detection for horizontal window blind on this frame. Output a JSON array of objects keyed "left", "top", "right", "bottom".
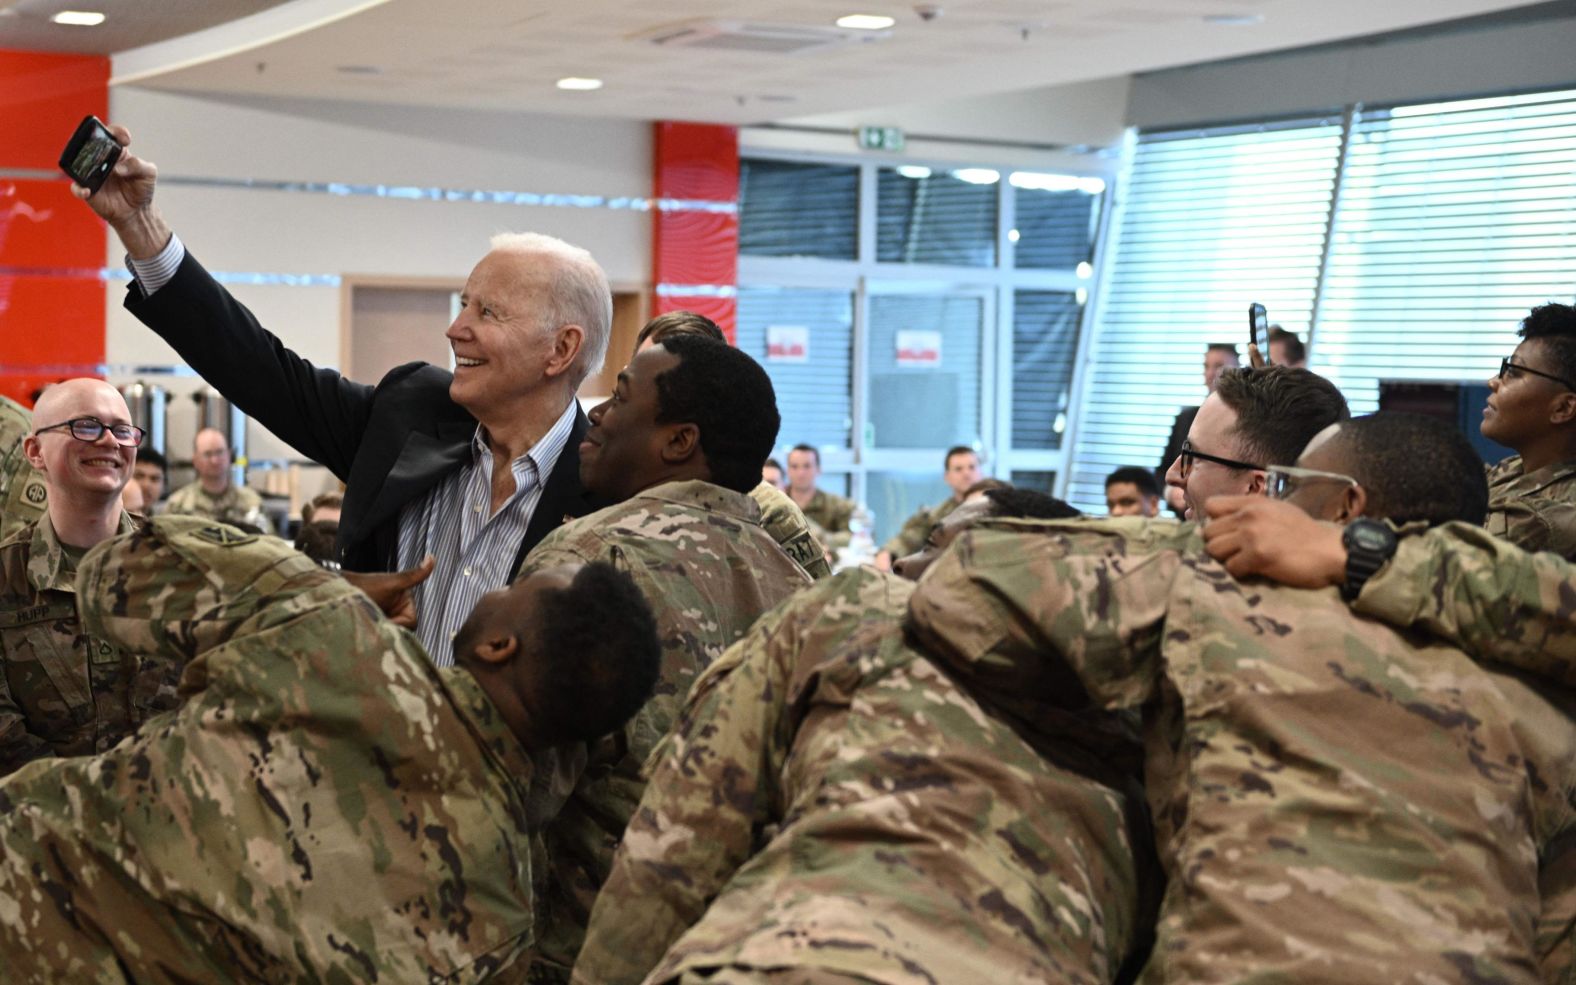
[
  {"left": 735, "top": 287, "right": 855, "bottom": 451},
  {"left": 739, "top": 159, "right": 859, "bottom": 260},
  {"left": 877, "top": 169, "right": 998, "bottom": 267},
  {"left": 1068, "top": 120, "right": 1344, "bottom": 512},
  {"left": 1012, "top": 290, "right": 1083, "bottom": 451},
  {"left": 1317, "top": 89, "right": 1576, "bottom": 412}
]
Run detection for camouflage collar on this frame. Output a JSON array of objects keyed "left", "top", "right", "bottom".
[
  {"left": 438, "top": 665, "right": 537, "bottom": 793},
  {"left": 26, "top": 511, "right": 137, "bottom": 595},
  {"left": 634, "top": 479, "right": 762, "bottom": 524},
  {"left": 1487, "top": 454, "right": 1576, "bottom": 495}
]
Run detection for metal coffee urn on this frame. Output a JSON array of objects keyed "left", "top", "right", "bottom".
[{"left": 118, "top": 381, "right": 167, "bottom": 456}]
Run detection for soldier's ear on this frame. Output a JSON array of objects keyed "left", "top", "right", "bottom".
[
  {"left": 1337, "top": 483, "right": 1368, "bottom": 524},
  {"left": 1549, "top": 391, "right": 1576, "bottom": 426},
  {"left": 660, "top": 422, "right": 701, "bottom": 465},
  {"left": 472, "top": 633, "right": 520, "bottom": 665},
  {"left": 22, "top": 435, "right": 44, "bottom": 470}
]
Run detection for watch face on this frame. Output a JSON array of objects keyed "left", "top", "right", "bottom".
[{"left": 1349, "top": 521, "right": 1396, "bottom": 553}]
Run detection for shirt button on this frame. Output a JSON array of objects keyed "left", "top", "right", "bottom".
[
  {"left": 463, "top": 567, "right": 472, "bottom": 577},
  {"left": 474, "top": 505, "right": 481, "bottom": 513},
  {"left": 449, "top": 630, "right": 457, "bottom": 640}
]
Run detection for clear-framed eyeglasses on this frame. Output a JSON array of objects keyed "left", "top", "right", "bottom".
[{"left": 1265, "top": 463, "right": 1358, "bottom": 501}]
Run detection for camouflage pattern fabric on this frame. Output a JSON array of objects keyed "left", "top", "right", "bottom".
[
  {"left": 515, "top": 479, "right": 813, "bottom": 978},
  {"left": 164, "top": 477, "right": 267, "bottom": 530},
  {"left": 878, "top": 495, "right": 958, "bottom": 558},
  {"left": 1352, "top": 520, "right": 1576, "bottom": 982},
  {"left": 573, "top": 566, "right": 1152, "bottom": 985},
  {"left": 907, "top": 516, "right": 1574, "bottom": 985},
  {"left": 0, "top": 516, "right": 539, "bottom": 983},
  {"left": 798, "top": 488, "right": 854, "bottom": 538},
  {"left": 0, "top": 510, "right": 157, "bottom": 777},
  {"left": 0, "top": 396, "right": 46, "bottom": 543},
  {"left": 750, "top": 480, "right": 830, "bottom": 580},
  {"left": 1485, "top": 454, "right": 1576, "bottom": 561}
]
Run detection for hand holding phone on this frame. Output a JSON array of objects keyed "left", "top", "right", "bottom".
[
  {"left": 59, "top": 116, "right": 122, "bottom": 195},
  {"left": 1249, "top": 303, "right": 1271, "bottom": 367}
]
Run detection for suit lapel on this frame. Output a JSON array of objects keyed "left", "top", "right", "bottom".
[
  {"left": 347, "top": 423, "right": 475, "bottom": 546},
  {"left": 513, "top": 408, "right": 605, "bottom": 571}
]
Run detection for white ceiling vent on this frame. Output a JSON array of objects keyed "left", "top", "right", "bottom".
[{"left": 639, "top": 19, "right": 890, "bottom": 55}]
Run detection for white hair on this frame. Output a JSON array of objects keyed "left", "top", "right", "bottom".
[{"left": 488, "top": 232, "right": 612, "bottom": 386}]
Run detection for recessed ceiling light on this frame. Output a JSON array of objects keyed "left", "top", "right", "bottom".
[
  {"left": 951, "top": 168, "right": 1000, "bottom": 185},
  {"left": 837, "top": 14, "right": 896, "bottom": 30},
  {"left": 52, "top": 10, "right": 106, "bottom": 25},
  {"left": 556, "top": 77, "right": 603, "bottom": 91},
  {"left": 1203, "top": 13, "right": 1264, "bottom": 25}
]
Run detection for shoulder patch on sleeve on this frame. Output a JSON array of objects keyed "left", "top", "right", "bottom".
[{"left": 191, "top": 524, "right": 258, "bottom": 547}]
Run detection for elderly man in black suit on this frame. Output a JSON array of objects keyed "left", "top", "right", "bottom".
[{"left": 75, "top": 126, "right": 608, "bottom": 666}]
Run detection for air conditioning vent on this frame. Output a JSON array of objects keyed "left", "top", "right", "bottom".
[{"left": 639, "top": 19, "right": 890, "bottom": 55}]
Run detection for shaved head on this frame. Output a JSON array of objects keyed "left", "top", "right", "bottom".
[{"left": 33, "top": 378, "right": 128, "bottom": 427}]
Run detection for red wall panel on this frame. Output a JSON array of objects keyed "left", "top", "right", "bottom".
[{"left": 651, "top": 121, "right": 739, "bottom": 341}]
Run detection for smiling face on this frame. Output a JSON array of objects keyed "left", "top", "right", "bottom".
[
  {"left": 446, "top": 249, "right": 563, "bottom": 419},
  {"left": 25, "top": 379, "right": 136, "bottom": 503},
  {"left": 1482, "top": 337, "right": 1571, "bottom": 451},
  {"left": 1163, "top": 393, "right": 1264, "bottom": 522},
  {"left": 578, "top": 345, "right": 684, "bottom": 502}
]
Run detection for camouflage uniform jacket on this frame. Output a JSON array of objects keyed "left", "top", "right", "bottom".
[
  {"left": 573, "top": 567, "right": 1152, "bottom": 985},
  {"left": 879, "top": 495, "right": 960, "bottom": 558},
  {"left": 1350, "top": 520, "right": 1576, "bottom": 983},
  {"left": 0, "top": 516, "right": 539, "bottom": 984},
  {"left": 797, "top": 487, "right": 854, "bottom": 536},
  {"left": 164, "top": 477, "right": 266, "bottom": 528},
  {"left": 0, "top": 510, "right": 156, "bottom": 777},
  {"left": 1486, "top": 453, "right": 1576, "bottom": 560},
  {"left": 908, "top": 517, "right": 1571, "bottom": 985},
  {"left": 0, "top": 395, "right": 45, "bottom": 543},
  {"left": 749, "top": 480, "right": 830, "bottom": 579},
  {"left": 515, "top": 479, "right": 813, "bottom": 976}
]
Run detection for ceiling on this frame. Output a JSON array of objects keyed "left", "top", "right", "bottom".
[{"left": 0, "top": 0, "right": 1557, "bottom": 125}]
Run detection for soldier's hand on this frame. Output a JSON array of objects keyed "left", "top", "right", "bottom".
[
  {"left": 1246, "top": 341, "right": 1268, "bottom": 369},
  {"left": 1201, "top": 496, "right": 1346, "bottom": 588},
  {"left": 343, "top": 556, "right": 436, "bottom": 629},
  {"left": 70, "top": 124, "right": 172, "bottom": 259}
]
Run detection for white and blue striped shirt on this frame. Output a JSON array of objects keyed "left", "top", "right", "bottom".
[{"left": 397, "top": 399, "right": 578, "bottom": 666}]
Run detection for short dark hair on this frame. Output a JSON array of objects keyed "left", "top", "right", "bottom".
[
  {"left": 634, "top": 310, "right": 725, "bottom": 357},
  {"left": 1207, "top": 343, "right": 1240, "bottom": 360},
  {"left": 529, "top": 563, "right": 660, "bottom": 745},
  {"left": 293, "top": 519, "right": 339, "bottom": 563},
  {"left": 944, "top": 445, "right": 978, "bottom": 468},
  {"left": 1213, "top": 366, "right": 1350, "bottom": 468},
  {"left": 302, "top": 491, "right": 343, "bottom": 525},
  {"left": 1325, "top": 413, "right": 1488, "bottom": 527},
  {"left": 653, "top": 334, "right": 781, "bottom": 494},
  {"left": 1267, "top": 327, "right": 1306, "bottom": 365},
  {"left": 963, "top": 478, "right": 1010, "bottom": 498},
  {"left": 1105, "top": 466, "right": 1162, "bottom": 498},
  {"left": 136, "top": 447, "right": 168, "bottom": 471},
  {"left": 763, "top": 457, "right": 783, "bottom": 473},
  {"left": 1518, "top": 303, "right": 1576, "bottom": 387},
  {"left": 982, "top": 485, "right": 1081, "bottom": 520},
  {"left": 790, "top": 443, "right": 820, "bottom": 467}
]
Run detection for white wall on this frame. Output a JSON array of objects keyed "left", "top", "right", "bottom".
[
  {"left": 104, "top": 86, "right": 652, "bottom": 494},
  {"left": 1128, "top": 13, "right": 1576, "bottom": 129}
]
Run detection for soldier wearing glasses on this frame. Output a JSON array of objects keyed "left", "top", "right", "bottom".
[
  {"left": 0, "top": 379, "right": 178, "bottom": 777},
  {"left": 1162, "top": 365, "right": 1349, "bottom": 523},
  {"left": 1481, "top": 302, "right": 1576, "bottom": 560}
]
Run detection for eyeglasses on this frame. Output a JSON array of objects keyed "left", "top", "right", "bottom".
[
  {"left": 1266, "top": 464, "right": 1358, "bottom": 501},
  {"left": 1499, "top": 357, "right": 1576, "bottom": 392},
  {"left": 1178, "top": 438, "right": 1263, "bottom": 479},
  {"left": 34, "top": 417, "right": 146, "bottom": 447}
]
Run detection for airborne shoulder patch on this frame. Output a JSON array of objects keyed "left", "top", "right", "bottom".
[
  {"left": 191, "top": 524, "right": 258, "bottom": 547},
  {"left": 22, "top": 481, "right": 45, "bottom": 505}
]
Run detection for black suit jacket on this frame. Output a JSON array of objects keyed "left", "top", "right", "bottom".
[{"left": 126, "top": 251, "right": 600, "bottom": 573}]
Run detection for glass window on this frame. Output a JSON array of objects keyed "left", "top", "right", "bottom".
[
  {"left": 1011, "top": 173, "right": 1104, "bottom": 269},
  {"left": 867, "top": 294, "right": 984, "bottom": 449},
  {"left": 864, "top": 469, "right": 952, "bottom": 548},
  {"left": 1012, "top": 290, "right": 1084, "bottom": 451},
  {"left": 877, "top": 167, "right": 998, "bottom": 267},
  {"left": 1009, "top": 470, "right": 1057, "bottom": 495},
  {"left": 735, "top": 286, "right": 855, "bottom": 450},
  {"left": 739, "top": 159, "right": 859, "bottom": 260}
]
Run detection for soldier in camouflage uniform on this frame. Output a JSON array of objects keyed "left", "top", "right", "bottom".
[
  {"left": 574, "top": 486, "right": 1146, "bottom": 985},
  {"left": 0, "top": 514, "right": 661, "bottom": 983},
  {"left": 164, "top": 426, "right": 267, "bottom": 529},
  {"left": 631, "top": 309, "right": 830, "bottom": 580},
  {"left": 908, "top": 412, "right": 1572, "bottom": 984},
  {"left": 518, "top": 334, "right": 812, "bottom": 979},
  {"left": 786, "top": 444, "right": 854, "bottom": 547},
  {"left": 0, "top": 380, "right": 161, "bottom": 776},
  {"left": 0, "top": 394, "right": 46, "bottom": 541},
  {"left": 874, "top": 445, "right": 981, "bottom": 570},
  {"left": 1481, "top": 302, "right": 1576, "bottom": 559}
]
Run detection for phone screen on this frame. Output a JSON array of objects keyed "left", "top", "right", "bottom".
[
  {"left": 1249, "top": 303, "right": 1270, "bottom": 364},
  {"left": 60, "top": 116, "right": 121, "bottom": 193}
]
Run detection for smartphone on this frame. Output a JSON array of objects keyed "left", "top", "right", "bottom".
[
  {"left": 1249, "top": 302, "right": 1271, "bottom": 365},
  {"left": 59, "top": 115, "right": 121, "bottom": 195}
]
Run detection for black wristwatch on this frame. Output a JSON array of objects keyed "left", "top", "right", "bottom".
[{"left": 1341, "top": 518, "right": 1397, "bottom": 600}]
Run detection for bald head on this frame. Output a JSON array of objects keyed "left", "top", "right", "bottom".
[
  {"left": 193, "top": 428, "right": 233, "bottom": 487},
  {"left": 32, "top": 378, "right": 128, "bottom": 427},
  {"left": 24, "top": 378, "right": 137, "bottom": 534}
]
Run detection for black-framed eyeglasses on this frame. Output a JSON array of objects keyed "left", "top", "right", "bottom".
[
  {"left": 1266, "top": 464, "right": 1358, "bottom": 501},
  {"left": 1178, "top": 438, "right": 1263, "bottom": 478},
  {"left": 34, "top": 417, "right": 145, "bottom": 447},
  {"left": 1499, "top": 357, "right": 1576, "bottom": 392}
]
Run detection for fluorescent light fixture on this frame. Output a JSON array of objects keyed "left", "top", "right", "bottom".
[
  {"left": 896, "top": 165, "right": 931, "bottom": 180},
  {"left": 1007, "top": 228, "right": 1021, "bottom": 243},
  {"left": 837, "top": 14, "right": 896, "bottom": 29},
  {"left": 1204, "top": 13, "right": 1264, "bottom": 25},
  {"left": 556, "top": 77, "right": 603, "bottom": 91},
  {"left": 1009, "top": 171, "right": 1107, "bottom": 195},
  {"left": 951, "top": 168, "right": 999, "bottom": 185},
  {"left": 52, "top": 9, "right": 105, "bottom": 25}
]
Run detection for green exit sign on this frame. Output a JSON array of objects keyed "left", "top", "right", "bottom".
[{"left": 858, "top": 126, "right": 906, "bottom": 151}]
